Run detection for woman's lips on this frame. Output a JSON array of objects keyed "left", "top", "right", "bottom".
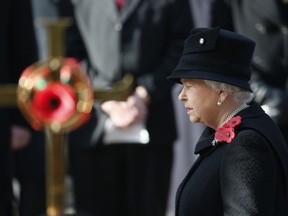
[{"left": 186, "top": 107, "right": 193, "bottom": 113}]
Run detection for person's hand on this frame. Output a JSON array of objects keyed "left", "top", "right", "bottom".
[
  {"left": 101, "top": 86, "right": 149, "bottom": 128},
  {"left": 10, "top": 125, "right": 31, "bottom": 150}
]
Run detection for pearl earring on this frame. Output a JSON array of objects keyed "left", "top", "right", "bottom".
[{"left": 217, "top": 101, "right": 222, "bottom": 106}]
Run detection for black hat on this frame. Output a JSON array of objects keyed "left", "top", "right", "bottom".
[{"left": 167, "top": 27, "right": 256, "bottom": 91}]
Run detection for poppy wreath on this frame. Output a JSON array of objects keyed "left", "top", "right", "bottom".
[{"left": 18, "top": 58, "right": 93, "bottom": 132}]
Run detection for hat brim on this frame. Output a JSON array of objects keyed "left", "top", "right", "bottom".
[{"left": 167, "top": 70, "right": 252, "bottom": 91}]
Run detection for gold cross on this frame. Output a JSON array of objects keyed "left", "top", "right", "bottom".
[{"left": 0, "top": 18, "right": 133, "bottom": 216}]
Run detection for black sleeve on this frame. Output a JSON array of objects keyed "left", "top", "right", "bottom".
[{"left": 221, "top": 130, "right": 280, "bottom": 215}]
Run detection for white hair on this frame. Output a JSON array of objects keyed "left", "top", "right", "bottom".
[{"left": 204, "top": 80, "right": 254, "bottom": 104}]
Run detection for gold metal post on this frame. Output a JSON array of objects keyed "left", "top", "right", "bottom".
[
  {"left": 35, "top": 18, "right": 72, "bottom": 58},
  {"left": 39, "top": 19, "right": 72, "bottom": 216},
  {"left": 45, "top": 129, "right": 67, "bottom": 216},
  {"left": 0, "top": 84, "right": 17, "bottom": 107}
]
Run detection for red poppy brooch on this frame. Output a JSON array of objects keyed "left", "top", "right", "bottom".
[{"left": 213, "top": 116, "right": 241, "bottom": 145}]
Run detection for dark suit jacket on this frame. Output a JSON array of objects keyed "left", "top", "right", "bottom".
[
  {"left": 63, "top": 0, "right": 193, "bottom": 146},
  {"left": 0, "top": 0, "right": 37, "bottom": 206},
  {"left": 176, "top": 102, "right": 288, "bottom": 216}
]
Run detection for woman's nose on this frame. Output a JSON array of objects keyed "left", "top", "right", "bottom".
[{"left": 178, "top": 87, "right": 186, "bottom": 101}]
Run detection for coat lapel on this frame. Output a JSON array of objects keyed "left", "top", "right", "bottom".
[
  {"left": 175, "top": 156, "right": 202, "bottom": 216},
  {"left": 175, "top": 128, "right": 217, "bottom": 216},
  {"left": 119, "top": 0, "right": 142, "bottom": 23},
  {"left": 107, "top": 0, "right": 118, "bottom": 21},
  {"left": 175, "top": 111, "right": 253, "bottom": 215}
]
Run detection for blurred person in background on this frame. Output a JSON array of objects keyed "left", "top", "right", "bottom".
[
  {"left": 0, "top": 0, "right": 46, "bottom": 216},
  {"left": 0, "top": 0, "right": 39, "bottom": 215},
  {"left": 58, "top": 0, "right": 193, "bottom": 215}
]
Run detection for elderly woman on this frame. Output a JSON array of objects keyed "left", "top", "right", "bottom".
[{"left": 168, "top": 27, "right": 288, "bottom": 216}]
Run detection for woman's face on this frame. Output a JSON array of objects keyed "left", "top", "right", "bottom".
[{"left": 178, "top": 78, "right": 220, "bottom": 127}]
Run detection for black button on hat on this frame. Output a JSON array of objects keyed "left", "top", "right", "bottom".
[{"left": 167, "top": 27, "right": 256, "bottom": 91}]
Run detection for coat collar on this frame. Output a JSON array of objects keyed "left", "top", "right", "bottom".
[
  {"left": 194, "top": 101, "right": 288, "bottom": 194},
  {"left": 195, "top": 101, "right": 266, "bottom": 155},
  {"left": 120, "top": 0, "right": 142, "bottom": 22},
  {"left": 73, "top": 0, "right": 142, "bottom": 23},
  {"left": 108, "top": 0, "right": 142, "bottom": 23}
]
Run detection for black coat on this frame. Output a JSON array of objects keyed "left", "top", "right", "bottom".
[
  {"left": 176, "top": 102, "right": 288, "bottom": 216},
  {"left": 0, "top": 0, "right": 37, "bottom": 211},
  {"left": 62, "top": 0, "right": 193, "bottom": 146}
]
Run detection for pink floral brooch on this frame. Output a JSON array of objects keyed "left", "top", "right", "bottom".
[{"left": 213, "top": 116, "right": 241, "bottom": 145}]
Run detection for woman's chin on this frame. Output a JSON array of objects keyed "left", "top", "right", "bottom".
[{"left": 189, "top": 115, "right": 199, "bottom": 123}]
